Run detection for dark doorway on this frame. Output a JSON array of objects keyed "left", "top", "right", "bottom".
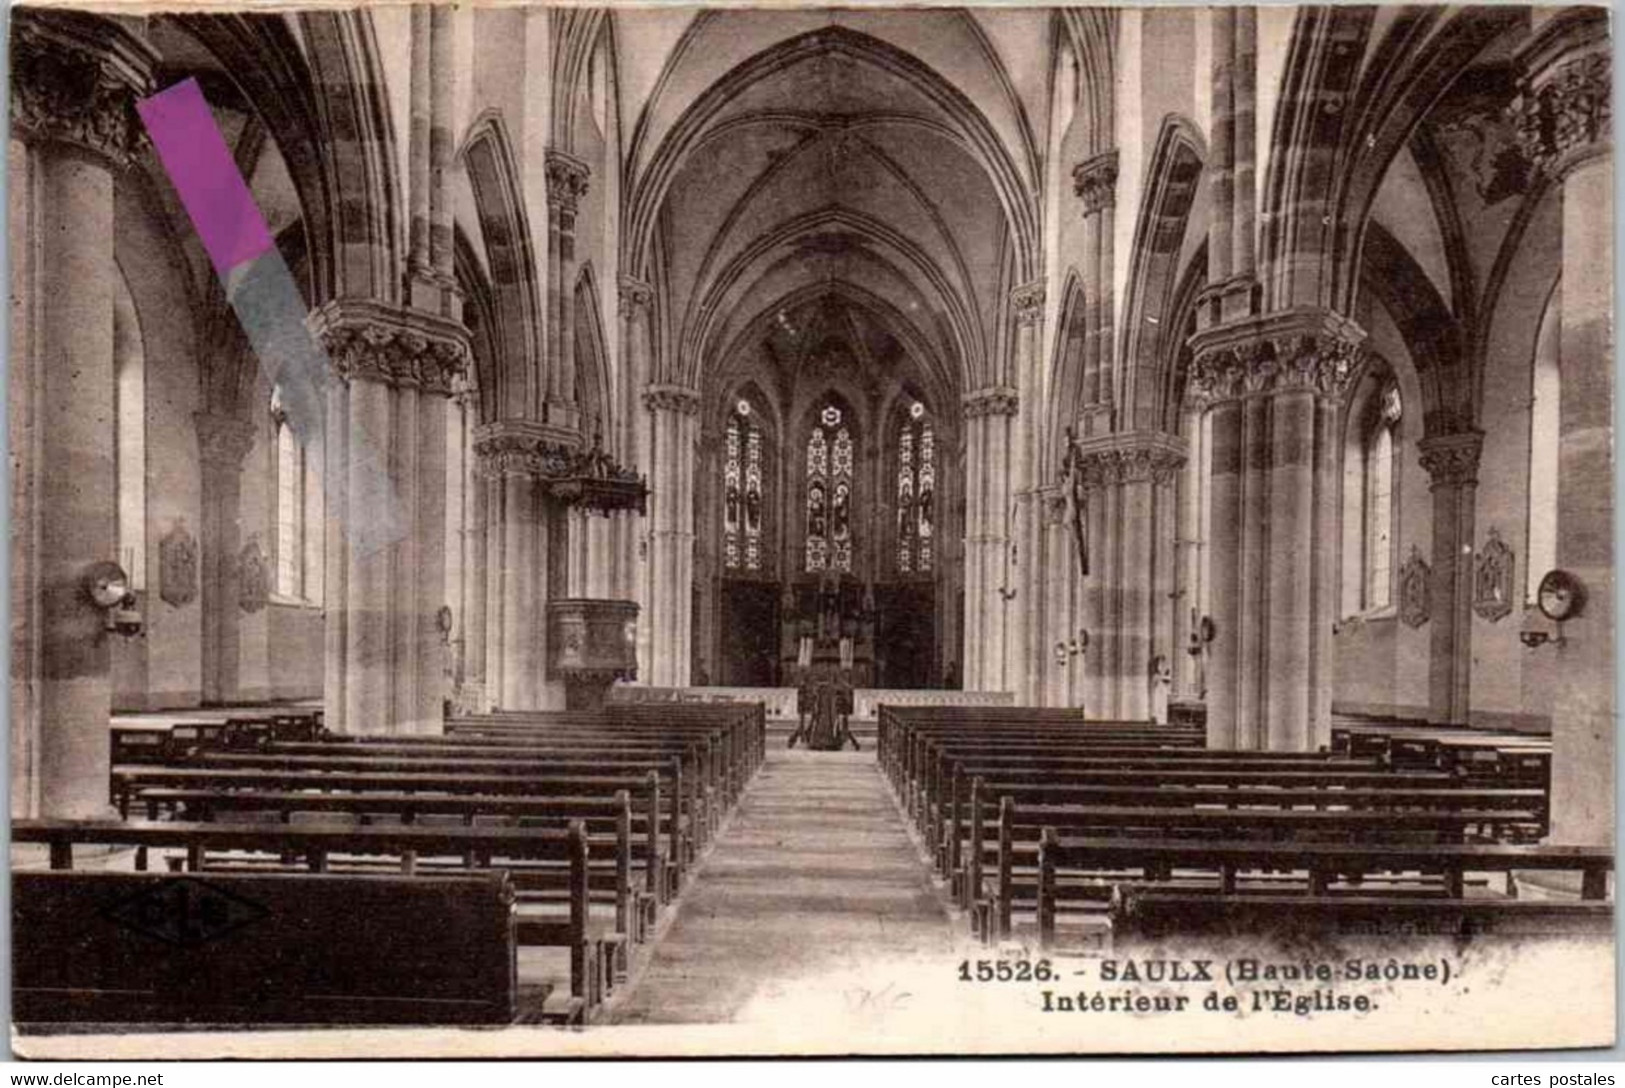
[
  {"left": 720, "top": 582, "right": 780, "bottom": 686},
  {"left": 875, "top": 584, "right": 935, "bottom": 688}
]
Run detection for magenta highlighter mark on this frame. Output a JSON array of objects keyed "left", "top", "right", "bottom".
[{"left": 136, "top": 78, "right": 276, "bottom": 277}]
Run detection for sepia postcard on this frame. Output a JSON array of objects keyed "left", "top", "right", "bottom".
[{"left": 4, "top": 0, "right": 1616, "bottom": 1060}]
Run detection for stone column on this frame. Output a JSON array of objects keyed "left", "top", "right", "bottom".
[
  {"left": 643, "top": 385, "right": 700, "bottom": 686},
  {"left": 462, "top": 403, "right": 488, "bottom": 705},
  {"left": 474, "top": 420, "right": 571, "bottom": 710},
  {"left": 1417, "top": 430, "right": 1483, "bottom": 725},
  {"left": 1036, "top": 486, "right": 1070, "bottom": 706},
  {"left": 1174, "top": 405, "right": 1209, "bottom": 701},
  {"left": 1009, "top": 283, "right": 1046, "bottom": 703},
  {"left": 545, "top": 150, "right": 590, "bottom": 420},
  {"left": 9, "top": 11, "right": 156, "bottom": 817},
  {"left": 961, "top": 387, "right": 1018, "bottom": 692},
  {"left": 195, "top": 414, "right": 258, "bottom": 706},
  {"left": 618, "top": 278, "right": 653, "bottom": 607},
  {"left": 312, "top": 301, "right": 469, "bottom": 734},
  {"left": 1514, "top": 11, "right": 1612, "bottom": 845},
  {"left": 1187, "top": 311, "right": 1363, "bottom": 750},
  {"left": 1071, "top": 433, "right": 1187, "bottom": 720},
  {"left": 1072, "top": 151, "right": 1119, "bottom": 438}
]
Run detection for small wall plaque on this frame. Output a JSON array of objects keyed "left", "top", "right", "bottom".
[
  {"left": 159, "top": 520, "right": 198, "bottom": 609},
  {"left": 1398, "top": 544, "right": 1431, "bottom": 629},
  {"left": 1473, "top": 527, "right": 1514, "bottom": 623}
]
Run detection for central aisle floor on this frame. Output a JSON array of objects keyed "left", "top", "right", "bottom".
[{"left": 609, "top": 744, "right": 959, "bottom": 1024}]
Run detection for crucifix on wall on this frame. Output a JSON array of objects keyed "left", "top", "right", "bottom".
[{"left": 1062, "top": 426, "right": 1089, "bottom": 578}]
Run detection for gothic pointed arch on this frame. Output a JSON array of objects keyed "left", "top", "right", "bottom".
[
  {"left": 458, "top": 110, "right": 544, "bottom": 420},
  {"left": 1045, "top": 269, "right": 1087, "bottom": 466},
  {"left": 573, "top": 263, "right": 612, "bottom": 445},
  {"left": 1260, "top": 7, "right": 1523, "bottom": 313},
  {"left": 1121, "top": 115, "right": 1206, "bottom": 433},
  {"left": 1358, "top": 221, "right": 1469, "bottom": 437},
  {"left": 295, "top": 10, "right": 405, "bottom": 303}
]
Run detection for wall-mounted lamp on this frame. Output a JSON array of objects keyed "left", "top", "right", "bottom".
[
  {"left": 1519, "top": 628, "right": 1566, "bottom": 650},
  {"left": 83, "top": 561, "right": 142, "bottom": 638}
]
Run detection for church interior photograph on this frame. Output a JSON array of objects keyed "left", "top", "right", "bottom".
[{"left": 5, "top": 1, "right": 1615, "bottom": 1054}]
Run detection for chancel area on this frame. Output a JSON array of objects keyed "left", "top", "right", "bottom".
[{"left": 7, "top": 4, "right": 1617, "bottom": 1040}]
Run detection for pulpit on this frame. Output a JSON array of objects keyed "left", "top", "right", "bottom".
[{"left": 547, "top": 599, "right": 639, "bottom": 711}]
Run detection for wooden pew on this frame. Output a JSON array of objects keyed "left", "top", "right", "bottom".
[
  {"left": 917, "top": 750, "right": 1384, "bottom": 852},
  {"left": 14, "top": 817, "right": 606, "bottom": 1009},
  {"left": 985, "top": 799, "right": 1548, "bottom": 938},
  {"left": 111, "top": 766, "right": 693, "bottom": 892},
  {"left": 1035, "top": 834, "right": 1614, "bottom": 947},
  {"left": 271, "top": 734, "right": 728, "bottom": 836},
  {"left": 137, "top": 784, "right": 658, "bottom": 942},
  {"left": 14, "top": 869, "right": 527, "bottom": 1027},
  {"left": 1111, "top": 888, "right": 1614, "bottom": 940},
  {"left": 180, "top": 746, "right": 710, "bottom": 862},
  {"left": 953, "top": 780, "right": 1549, "bottom": 891}
]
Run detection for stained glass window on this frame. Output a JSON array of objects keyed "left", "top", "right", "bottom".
[
  {"left": 806, "top": 402, "right": 853, "bottom": 572},
  {"left": 723, "top": 401, "right": 765, "bottom": 573},
  {"left": 896, "top": 402, "right": 934, "bottom": 575}
]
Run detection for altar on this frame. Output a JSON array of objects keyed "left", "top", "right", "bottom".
[{"left": 607, "top": 684, "right": 1015, "bottom": 721}]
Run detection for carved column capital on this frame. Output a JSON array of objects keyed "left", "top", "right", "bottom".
[
  {"left": 472, "top": 419, "right": 580, "bottom": 480},
  {"left": 642, "top": 383, "right": 701, "bottom": 416},
  {"left": 1069, "top": 430, "right": 1188, "bottom": 490},
  {"left": 1417, "top": 430, "right": 1485, "bottom": 491},
  {"left": 962, "top": 386, "right": 1020, "bottom": 419},
  {"left": 1185, "top": 309, "right": 1366, "bottom": 410},
  {"left": 9, "top": 10, "right": 158, "bottom": 169},
  {"left": 618, "top": 276, "right": 654, "bottom": 319},
  {"left": 1011, "top": 281, "right": 1046, "bottom": 327},
  {"left": 1072, "top": 149, "right": 1120, "bottom": 215},
  {"left": 194, "top": 412, "right": 258, "bottom": 469},
  {"left": 1512, "top": 10, "right": 1611, "bottom": 179},
  {"left": 308, "top": 299, "right": 471, "bottom": 396},
  {"left": 545, "top": 149, "right": 591, "bottom": 214}
]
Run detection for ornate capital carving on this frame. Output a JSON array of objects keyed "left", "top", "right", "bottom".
[
  {"left": 545, "top": 149, "right": 591, "bottom": 213},
  {"left": 308, "top": 299, "right": 471, "bottom": 395},
  {"left": 643, "top": 383, "right": 701, "bottom": 416},
  {"left": 1073, "top": 149, "right": 1120, "bottom": 215},
  {"left": 9, "top": 11, "right": 157, "bottom": 168},
  {"left": 194, "top": 412, "right": 258, "bottom": 469},
  {"left": 473, "top": 419, "right": 579, "bottom": 480},
  {"left": 1417, "top": 429, "right": 1485, "bottom": 490},
  {"left": 1011, "top": 281, "right": 1046, "bottom": 327},
  {"left": 962, "top": 386, "right": 1019, "bottom": 420},
  {"left": 1068, "top": 431, "right": 1188, "bottom": 490},
  {"left": 618, "top": 276, "right": 654, "bottom": 319},
  {"left": 473, "top": 419, "right": 645, "bottom": 511},
  {"left": 1512, "top": 11, "right": 1611, "bottom": 179},
  {"left": 1185, "top": 310, "right": 1366, "bottom": 410}
]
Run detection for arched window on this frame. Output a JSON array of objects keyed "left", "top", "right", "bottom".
[
  {"left": 270, "top": 387, "right": 323, "bottom": 604},
  {"left": 805, "top": 401, "right": 853, "bottom": 573},
  {"left": 723, "top": 399, "right": 767, "bottom": 573},
  {"left": 896, "top": 401, "right": 935, "bottom": 575},
  {"left": 1363, "top": 385, "right": 1401, "bottom": 610},
  {"left": 1527, "top": 282, "right": 1560, "bottom": 601}
]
